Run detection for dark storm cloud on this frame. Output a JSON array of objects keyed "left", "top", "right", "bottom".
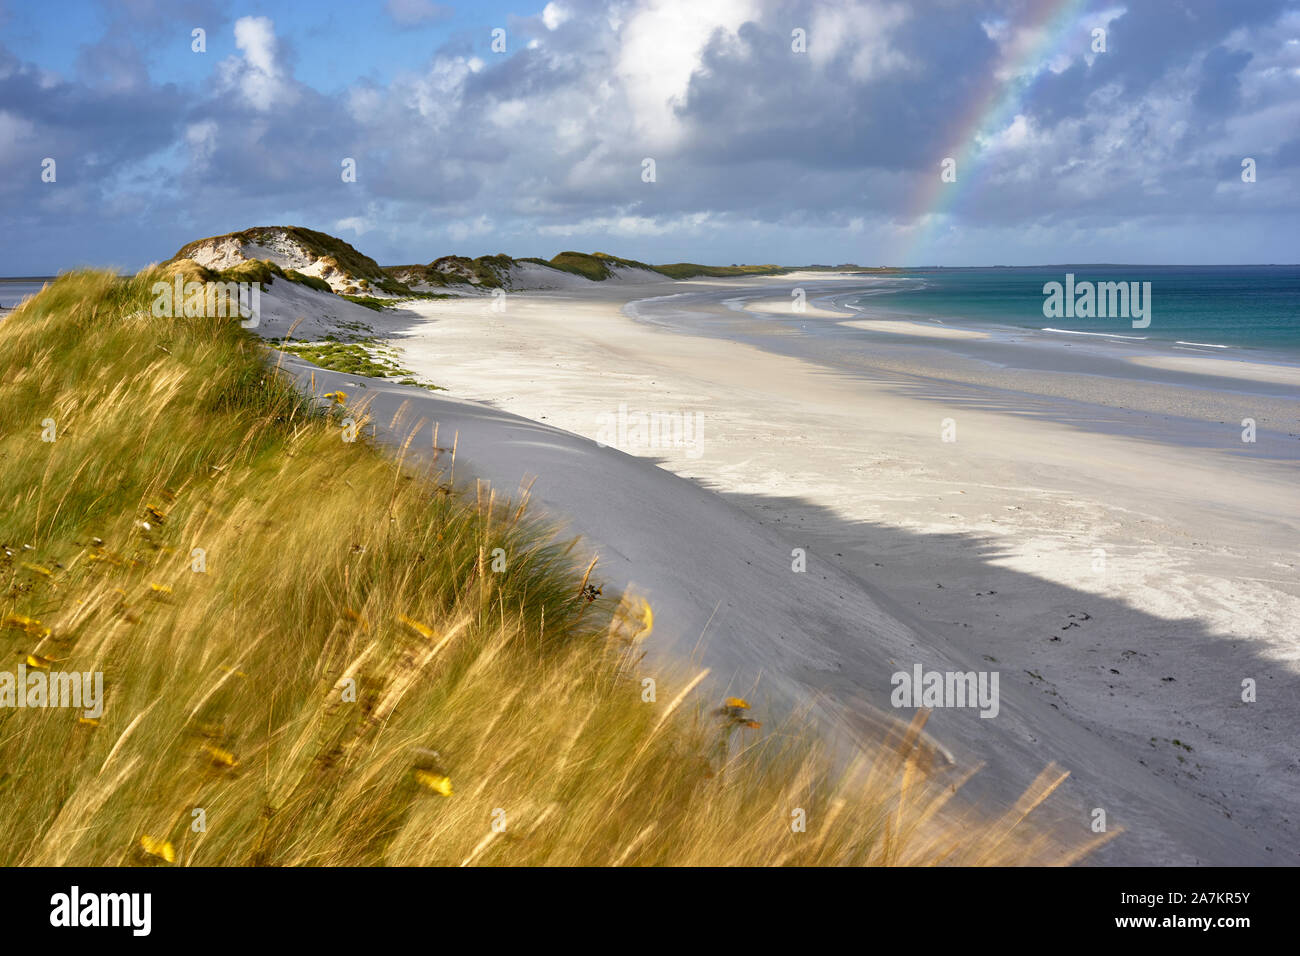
[{"left": 1194, "top": 45, "right": 1253, "bottom": 115}]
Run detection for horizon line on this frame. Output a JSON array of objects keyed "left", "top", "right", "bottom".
[{"left": 4, "top": 262, "right": 1300, "bottom": 282}]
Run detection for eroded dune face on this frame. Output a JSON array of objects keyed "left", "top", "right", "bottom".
[{"left": 171, "top": 227, "right": 394, "bottom": 295}]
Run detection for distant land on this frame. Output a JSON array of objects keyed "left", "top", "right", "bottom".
[{"left": 160, "top": 225, "right": 886, "bottom": 299}]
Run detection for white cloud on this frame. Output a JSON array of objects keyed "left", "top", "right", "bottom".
[
  {"left": 988, "top": 113, "right": 1030, "bottom": 150},
  {"left": 808, "top": 1, "right": 911, "bottom": 81},
  {"left": 403, "top": 56, "right": 483, "bottom": 128},
  {"left": 446, "top": 214, "right": 494, "bottom": 242},
  {"left": 336, "top": 216, "right": 374, "bottom": 236},
  {"left": 184, "top": 120, "right": 219, "bottom": 166},
  {"left": 615, "top": 0, "right": 760, "bottom": 143},
  {"left": 538, "top": 211, "right": 715, "bottom": 237},
  {"left": 542, "top": 3, "right": 571, "bottom": 31},
  {"left": 219, "top": 16, "right": 295, "bottom": 111}
]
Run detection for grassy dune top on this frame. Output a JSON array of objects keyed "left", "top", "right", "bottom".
[
  {"left": 172, "top": 226, "right": 390, "bottom": 282},
  {"left": 0, "top": 271, "right": 1098, "bottom": 865},
  {"left": 167, "top": 224, "right": 882, "bottom": 292},
  {"left": 385, "top": 254, "right": 514, "bottom": 289},
  {"left": 390, "top": 250, "right": 795, "bottom": 285},
  {"left": 516, "top": 251, "right": 788, "bottom": 281}
]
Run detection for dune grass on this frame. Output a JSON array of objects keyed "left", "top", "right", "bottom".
[
  {"left": 382, "top": 255, "right": 513, "bottom": 290},
  {"left": 172, "top": 226, "right": 394, "bottom": 286},
  {"left": 651, "top": 261, "right": 785, "bottom": 279},
  {"left": 0, "top": 270, "right": 1104, "bottom": 866},
  {"left": 339, "top": 294, "right": 392, "bottom": 311}
]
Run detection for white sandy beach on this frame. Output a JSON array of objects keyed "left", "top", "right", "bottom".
[{"left": 257, "top": 274, "right": 1300, "bottom": 865}]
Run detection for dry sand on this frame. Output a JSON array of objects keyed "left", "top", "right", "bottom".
[
  {"left": 258, "top": 274, "right": 1300, "bottom": 865},
  {"left": 837, "top": 318, "right": 990, "bottom": 339},
  {"left": 1127, "top": 353, "right": 1300, "bottom": 388}
]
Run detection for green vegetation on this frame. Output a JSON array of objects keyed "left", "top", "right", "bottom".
[
  {"left": 162, "top": 256, "right": 344, "bottom": 299},
  {"left": 543, "top": 252, "right": 623, "bottom": 281},
  {"left": 284, "top": 270, "right": 333, "bottom": 294},
  {"left": 542, "top": 251, "right": 791, "bottom": 281},
  {"left": 339, "top": 295, "right": 391, "bottom": 312},
  {"left": 268, "top": 337, "right": 441, "bottom": 389},
  {"left": 213, "top": 258, "right": 281, "bottom": 287},
  {"left": 375, "top": 276, "right": 414, "bottom": 295},
  {"left": 168, "top": 227, "right": 419, "bottom": 300},
  {"left": 384, "top": 254, "right": 512, "bottom": 289},
  {"left": 652, "top": 261, "right": 786, "bottom": 279},
  {"left": 168, "top": 224, "right": 880, "bottom": 293},
  {"left": 335, "top": 318, "right": 376, "bottom": 336},
  {"left": 171, "top": 226, "right": 395, "bottom": 285},
  {"left": 341, "top": 293, "right": 459, "bottom": 311},
  {"left": 0, "top": 268, "right": 1099, "bottom": 866}
]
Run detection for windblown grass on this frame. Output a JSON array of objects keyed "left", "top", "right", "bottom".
[{"left": 0, "top": 270, "right": 1105, "bottom": 866}]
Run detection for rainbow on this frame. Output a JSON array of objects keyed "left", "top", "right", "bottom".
[{"left": 898, "top": 0, "right": 1092, "bottom": 265}]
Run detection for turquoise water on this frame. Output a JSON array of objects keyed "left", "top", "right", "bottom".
[{"left": 844, "top": 266, "right": 1300, "bottom": 355}]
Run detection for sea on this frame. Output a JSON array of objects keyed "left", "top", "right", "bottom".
[
  {"left": 0, "top": 278, "right": 54, "bottom": 311},
  {"left": 837, "top": 265, "right": 1300, "bottom": 357},
  {"left": 6, "top": 266, "right": 1299, "bottom": 359}
]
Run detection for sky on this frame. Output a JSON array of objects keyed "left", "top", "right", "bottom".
[{"left": 1, "top": 0, "right": 1298, "bottom": 274}]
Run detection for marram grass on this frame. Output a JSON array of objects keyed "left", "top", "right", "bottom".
[{"left": 0, "top": 270, "right": 1106, "bottom": 866}]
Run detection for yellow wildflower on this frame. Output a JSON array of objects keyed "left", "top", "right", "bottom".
[
  {"left": 634, "top": 600, "right": 654, "bottom": 640},
  {"left": 139, "top": 835, "right": 175, "bottom": 863},
  {"left": 2, "top": 614, "right": 50, "bottom": 638},
  {"left": 201, "top": 743, "right": 239, "bottom": 769},
  {"left": 414, "top": 770, "right": 453, "bottom": 796},
  {"left": 399, "top": 615, "right": 436, "bottom": 640}
]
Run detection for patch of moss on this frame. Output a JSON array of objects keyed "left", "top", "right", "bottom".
[
  {"left": 651, "top": 262, "right": 786, "bottom": 279},
  {"left": 545, "top": 252, "right": 613, "bottom": 281},
  {"left": 219, "top": 259, "right": 284, "bottom": 287},
  {"left": 334, "top": 319, "right": 376, "bottom": 337},
  {"left": 285, "top": 269, "right": 333, "bottom": 293},
  {"left": 375, "top": 276, "right": 413, "bottom": 295},
  {"left": 340, "top": 295, "right": 390, "bottom": 312},
  {"left": 271, "top": 339, "right": 444, "bottom": 391}
]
